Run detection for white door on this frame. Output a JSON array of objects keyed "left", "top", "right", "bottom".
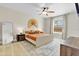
[{"left": 2, "top": 22, "right": 13, "bottom": 44}]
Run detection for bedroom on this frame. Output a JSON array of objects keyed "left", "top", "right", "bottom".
[{"left": 0, "top": 3, "right": 79, "bottom": 56}]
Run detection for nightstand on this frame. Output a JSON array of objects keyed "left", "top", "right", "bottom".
[{"left": 17, "top": 34, "right": 25, "bottom": 41}]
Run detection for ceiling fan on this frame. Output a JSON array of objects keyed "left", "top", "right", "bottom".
[
  {"left": 40, "top": 7, "right": 55, "bottom": 16},
  {"left": 33, "top": 3, "right": 55, "bottom": 16}
]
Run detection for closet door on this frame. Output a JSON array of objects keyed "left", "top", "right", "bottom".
[{"left": 2, "top": 22, "right": 13, "bottom": 44}]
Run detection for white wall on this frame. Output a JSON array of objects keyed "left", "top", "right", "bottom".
[
  {"left": 0, "top": 3, "right": 79, "bottom": 39},
  {"left": 67, "top": 12, "right": 79, "bottom": 37},
  {"left": 0, "top": 6, "right": 44, "bottom": 39},
  {"left": 43, "top": 18, "right": 51, "bottom": 34},
  {"left": 0, "top": 6, "right": 26, "bottom": 34}
]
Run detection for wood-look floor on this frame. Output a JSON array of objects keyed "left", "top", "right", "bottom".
[
  {"left": 0, "top": 42, "right": 27, "bottom": 56},
  {"left": 0, "top": 33, "right": 62, "bottom": 56}
]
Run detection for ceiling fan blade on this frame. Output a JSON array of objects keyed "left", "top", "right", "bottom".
[{"left": 47, "top": 11, "right": 55, "bottom": 13}]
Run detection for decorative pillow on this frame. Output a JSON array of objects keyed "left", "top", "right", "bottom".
[{"left": 25, "top": 30, "right": 44, "bottom": 34}]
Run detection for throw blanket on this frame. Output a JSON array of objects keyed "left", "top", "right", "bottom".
[{"left": 26, "top": 34, "right": 45, "bottom": 41}]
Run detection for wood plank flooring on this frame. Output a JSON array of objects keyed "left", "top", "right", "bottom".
[{"left": 0, "top": 33, "right": 62, "bottom": 56}]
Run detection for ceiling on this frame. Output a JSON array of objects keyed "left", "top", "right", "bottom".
[{"left": 0, "top": 3, "right": 76, "bottom": 17}]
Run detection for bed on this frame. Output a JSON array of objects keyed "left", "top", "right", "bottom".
[{"left": 25, "top": 33, "right": 53, "bottom": 47}]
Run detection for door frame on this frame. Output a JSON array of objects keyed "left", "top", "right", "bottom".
[{"left": 51, "top": 15, "right": 67, "bottom": 40}]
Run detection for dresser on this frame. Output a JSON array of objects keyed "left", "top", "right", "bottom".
[{"left": 60, "top": 37, "right": 79, "bottom": 56}]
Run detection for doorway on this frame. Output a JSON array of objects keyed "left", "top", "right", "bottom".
[{"left": 52, "top": 16, "right": 65, "bottom": 39}]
